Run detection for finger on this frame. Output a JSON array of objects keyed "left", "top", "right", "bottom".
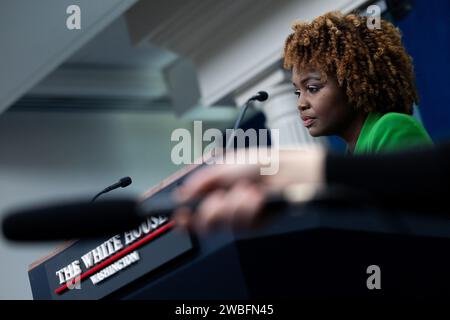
[
  {"left": 196, "top": 180, "right": 257, "bottom": 231},
  {"left": 223, "top": 182, "right": 266, "bottom": 229},
  {"left": 175, "top": 165, "right": 231, "bottom": 202},
  {"left": 172, "top": 207, "right": 193, "bottom": 229},
  {"left": 219, "top": 181, "right": 252, "bottom": 226},
  {"left": 178, "top": 163, "right": 257, "bottom": 202},
  {"left": 193, "top": 189, "right": 228, "bottom": 233}
]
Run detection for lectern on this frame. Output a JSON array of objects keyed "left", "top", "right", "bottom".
[{"left": 28, "top": 164, "right": 450, "bottom": 300}]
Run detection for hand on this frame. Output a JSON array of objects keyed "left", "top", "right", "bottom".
[{"left": 173, "top": 147, "right": 325, "bottom": 233}]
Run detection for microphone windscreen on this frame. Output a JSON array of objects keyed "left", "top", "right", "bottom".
[
  {"left": 256, "top": 91, "right": 269, "bottom": 102},
  {"left": 119, "top": 176, "right": 132, "bottom": 188},
  {"left": 2, "top": 199, "right": 140, "bottom": 241}
]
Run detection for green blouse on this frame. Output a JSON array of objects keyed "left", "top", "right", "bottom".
[{"left": 353, "top": 112, "right": 433, "bottom": 154}]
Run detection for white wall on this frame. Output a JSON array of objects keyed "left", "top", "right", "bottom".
[
  {"left": 0, "top": 0, "right": 138, "bottom": 114},
  {"left": 127, "top": 0, "right": 370, "bottom": 107},
  {"left": 0, "top": 110, "right": 208, "bottom": 299}
]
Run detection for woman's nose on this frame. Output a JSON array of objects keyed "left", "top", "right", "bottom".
[
  {"left": 298, "top": 102, "right": 310, "bottom": 111},
  {"left": 297, "top": 96, "right": 310, "bottom": 111}
]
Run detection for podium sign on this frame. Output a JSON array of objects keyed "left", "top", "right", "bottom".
[{"left": 29, "top": 217, "right": 194, "bottom": 300}]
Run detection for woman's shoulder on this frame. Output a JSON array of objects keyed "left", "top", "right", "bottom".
[
  {"left": 374, "top": 112, "right": 421, "bottom": 128},
  {"left": 367, "top": 112, "right": 433, "bottom": 153},
  {"left": 371, "top": 112, "right": 431, "bottom": 139}
]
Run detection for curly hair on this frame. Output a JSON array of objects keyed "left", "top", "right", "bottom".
[{"left": 283, "top": 11, "right": 418, "bottom": 115}]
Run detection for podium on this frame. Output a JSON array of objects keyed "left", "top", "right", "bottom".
[{"left": 28, "top": 165, "right": 450, "bottom": 300}]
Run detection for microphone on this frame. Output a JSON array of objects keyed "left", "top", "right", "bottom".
[
  {"left": 3, "top": 199, "right": 141, "bottom": 241},
  {"left": 2, "top": 193, "right": 202, "bottom": 241},
  {"left": 226, "top": 91, "right": 269, "bottom": 149},
  {"left": 2, "top": 184, "right": 373, "bottom": 241},
  {"left": 2, "top": 191, "right": 280, "bottom": 241},
  {"left": 91, "top": 176, "right": 132, "bottom": 202},
  {"left": 249, "top": 91, "right": 269, "bottom": 102}
]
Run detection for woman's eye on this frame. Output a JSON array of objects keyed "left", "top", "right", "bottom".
[
  {"left": 308, "top": 86, "right": 320, "bottom": 93},
  {"left": 294, "top": 90, "right": 301, "bottom": 97}
]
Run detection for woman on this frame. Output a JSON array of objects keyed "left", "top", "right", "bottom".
[
  {"left": 283, "top": 11, "right": 432, "bottom": 153},
  {"left": 172, "top": 11, "right": 440, "bottom": 232}
]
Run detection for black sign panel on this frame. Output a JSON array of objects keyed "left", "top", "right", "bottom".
[{"left": 29, "top": 219, "right": 194, "bottom": 300}]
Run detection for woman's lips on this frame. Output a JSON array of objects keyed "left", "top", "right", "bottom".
[{"left": 302, "top": 118, "right": 316, "bottom": 127}]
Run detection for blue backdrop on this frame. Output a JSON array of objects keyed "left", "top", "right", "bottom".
[{"left": 398, "top": 0, "right": 450, "bottom": 143}]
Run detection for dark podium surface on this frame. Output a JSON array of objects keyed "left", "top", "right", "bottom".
[{"left": 29, "top": 203, "right": 450, "bottom": 300}]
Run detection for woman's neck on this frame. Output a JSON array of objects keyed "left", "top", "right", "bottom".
[{"left": 341, "top": 112, "right": 368, "bottom": 153}]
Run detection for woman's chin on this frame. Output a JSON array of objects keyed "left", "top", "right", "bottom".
[{"left": 306, "top": 127, "right": 321, "bottom": 137}]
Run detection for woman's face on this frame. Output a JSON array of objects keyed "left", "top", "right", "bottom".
[{"left": 292, "top": 66, "right": 355, "bottom": 137}]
